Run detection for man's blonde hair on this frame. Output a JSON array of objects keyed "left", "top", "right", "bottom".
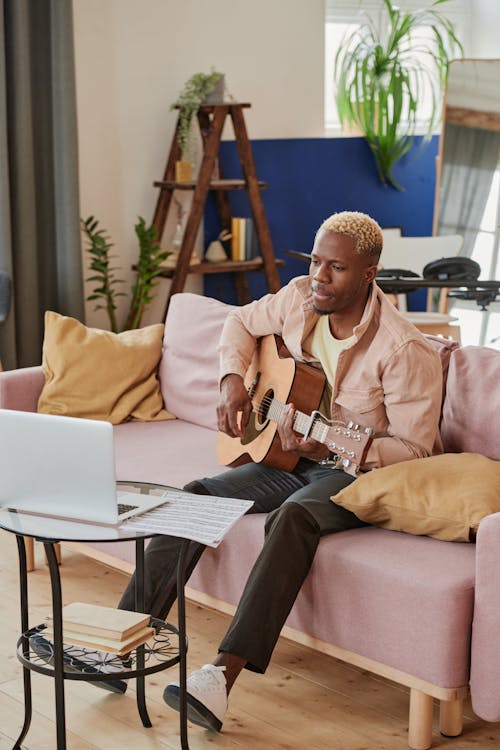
[{"left": 318, "top": 211, "right": 383, "bottom": 259}]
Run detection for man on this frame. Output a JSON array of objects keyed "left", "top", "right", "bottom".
[
  {"left": 158, "top": 211, "right": 443, "bottom": 730},
  {"left": 32, "top": 211, "right": 444, "bottom": 727}
]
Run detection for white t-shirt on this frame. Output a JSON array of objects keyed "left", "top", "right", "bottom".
[{"left": 303, "top": 315, "right": 355, "bottom": 418}]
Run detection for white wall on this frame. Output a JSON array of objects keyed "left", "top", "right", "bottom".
[
  {"left": 73, "top": 0, "right": 324, "bottom": 328},
  {"left": 73, "top": 0, "right": 498, "bottom": 329}
]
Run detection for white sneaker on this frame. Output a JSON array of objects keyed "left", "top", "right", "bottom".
[{"left": 163, "top": 664, "right": 227, "bottom": 732}]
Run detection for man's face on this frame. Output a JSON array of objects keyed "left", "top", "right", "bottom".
[{"left": 309, "top": 230, "right": 378, "bottom": 316}]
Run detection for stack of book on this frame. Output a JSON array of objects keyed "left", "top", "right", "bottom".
[
  {"left": 44, "top": 602, "right": 154, "bottom": 656},
  {"left": 230, "top": 217, "right": 260, "bottom": 261}
]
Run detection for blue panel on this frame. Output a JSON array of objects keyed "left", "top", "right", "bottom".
[{"left": 203, "top": 135, "right": 438, "bottom": 309}]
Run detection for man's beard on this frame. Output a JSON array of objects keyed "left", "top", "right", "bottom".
[{"left": 312, "top": 304, "right": 333, "bottom": 316}]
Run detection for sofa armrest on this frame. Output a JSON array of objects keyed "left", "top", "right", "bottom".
[
  {"left": 470, "top": 511, "right": 500, "bottom": 721},
  {"left": 0, "top": 366, "right": 45, "bottom": 413}
]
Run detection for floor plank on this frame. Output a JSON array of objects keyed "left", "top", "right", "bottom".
[{"left": 1, "top": 534, "right": 500, "bottom": 749}]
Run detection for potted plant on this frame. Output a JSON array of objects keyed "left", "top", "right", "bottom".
[
  {"left": 334, "top": 0, "right": 463, "bottom": 190},
  {"left": 170, "top": 70, "right": 225, "bottom": 181},
  {"left": 82, "top": 216, "right": 169, "bottom": 332}
]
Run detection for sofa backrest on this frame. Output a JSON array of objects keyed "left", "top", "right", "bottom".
[
  {"left": 159, "top": 293, "right": 500, "bottom": 461},
  {"left": 159, "top": 293, "right": 234, "bottom": 430},
  {"left": 441, "top": 345, "right": 500, "bottom": 459}
]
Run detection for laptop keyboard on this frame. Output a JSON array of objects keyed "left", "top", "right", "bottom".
[{"left": 117, "top": 502, "right": 139, "bottom": 516}]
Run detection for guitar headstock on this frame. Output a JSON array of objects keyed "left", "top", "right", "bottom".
[{"left": 325, "top": 420, "right": 374, "bottom": 476}]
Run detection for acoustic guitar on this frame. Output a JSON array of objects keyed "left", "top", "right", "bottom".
[{"left": 217, "top": 335, "right": 373, "bottom": 474}]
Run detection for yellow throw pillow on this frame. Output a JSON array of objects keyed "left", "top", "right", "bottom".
[
  {"left": 332, "top": 453, "right": 500, "bottom": 542},
  {"left": 38, "top": 311, "right": 175, "bottom": 425}
]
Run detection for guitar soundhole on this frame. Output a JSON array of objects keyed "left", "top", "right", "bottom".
[
  {"left": 255, "top": 389, "right": 273, "bottom": 427},
  {"left": 240, "top": 388, "right": 273, "bottom": 446}
]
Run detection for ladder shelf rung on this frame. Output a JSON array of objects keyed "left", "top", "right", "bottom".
[
  {"left": 156, "top": 258, "right": 285, "bottom": 277},
  {"left": 154, "top": 178, "right": 267, "bottom": 191}
]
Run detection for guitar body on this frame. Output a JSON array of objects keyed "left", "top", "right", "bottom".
[{"left": 217, "top": 335, "right": 326, "bottom": 471}]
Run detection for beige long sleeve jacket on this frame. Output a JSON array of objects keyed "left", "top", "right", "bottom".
[{"left": 218, "top": 277, "right": 443, "bottom": 472}]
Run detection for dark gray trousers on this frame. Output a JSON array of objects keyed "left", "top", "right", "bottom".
[{"left": 118, "top": 459, "right": 367, "bottom": 673}]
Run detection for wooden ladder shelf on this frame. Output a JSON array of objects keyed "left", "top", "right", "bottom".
[{"left": 152, "top": 102, "right": 283, "bottom": 320}]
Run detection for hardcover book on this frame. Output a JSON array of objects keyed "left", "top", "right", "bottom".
[
  {"left": 45, "top": 602, "right": 150, "bottom": 641},
  {"left": 43, "top": 624, "right": 155, "bottom": 655}
]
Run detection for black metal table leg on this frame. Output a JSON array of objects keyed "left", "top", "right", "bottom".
[
  {"left": 44, "top": 541, "right": 67, "bottom": 750},
  {"left": 177, "top": 539, "right": 190, "bottom": 750},
  {"left": 13, "top": 536, "right": 32, "bottom": 750},
  {"left": 134, "top": 538, "right": 152, "bottom": 728}
]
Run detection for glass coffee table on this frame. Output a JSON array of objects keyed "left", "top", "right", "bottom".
[{"left": 0, "top": 481, "right": 192, "bottom": 750}]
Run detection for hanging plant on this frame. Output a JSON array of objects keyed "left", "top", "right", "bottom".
[
  {"left": 170, "top": 70, "right": 224, "bottom": 162},
  {"left": 334, "top": 0, "right": 463, "bottom": 190}
]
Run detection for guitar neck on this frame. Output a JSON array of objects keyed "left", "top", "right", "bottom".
[{"left": 267, "top": 399, "right": 331, "bottom": 445}]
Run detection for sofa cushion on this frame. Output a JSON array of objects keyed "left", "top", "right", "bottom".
[
  {"left": 332, "top": 452, "right": 500, "bottom": 542},
  {"left": 37, "top": 312, "right": 173, "bottom": 424},
  {"left": 159, "top": 293, "right": 234, "bottom": 429},
  {"left": 113, "top": 419, "right": 228, "bottom": 489},
  {"left": 441, "top": 345, "right": 500, "bottom": 459},
  {"left": 423, "top": 334, "right": 460, "bottom": 407}
]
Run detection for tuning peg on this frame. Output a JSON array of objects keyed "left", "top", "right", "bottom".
[
  {"left": 347, "top": 420, "right": 354, "bottom": 429},
  {"left": 364, "top": 427, "right": 374, "bottom": 435},
  {"left": 328, "top": 441, "right": 337, "bottom": 450},
  {"left": 347, "top": 450, "right": 354, "bottom": 458}
]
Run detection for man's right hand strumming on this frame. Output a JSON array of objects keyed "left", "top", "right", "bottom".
[{"left": 217, "top": 374, "right": 252, "bottom": 439}]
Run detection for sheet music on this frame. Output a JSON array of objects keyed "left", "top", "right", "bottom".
[{"left": 120, "top": 489, "right": 254, "bottom": 547}]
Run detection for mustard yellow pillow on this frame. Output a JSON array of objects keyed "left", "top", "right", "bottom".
[
  {"left": 38, "top": 312, "right": 175, "bottom": 425},
  {"left": 332, "top": 453, "right": 500, "bottom": 542}
]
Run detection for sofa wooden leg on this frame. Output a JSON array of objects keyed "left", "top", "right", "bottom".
[
  {"left": 408, "top": 688, "right": 434, "bottom": 750},
  {"left": 440, "top": 698, "right": 463, "bottom": 737},
  {"left": 24, "top": 536, "right": 35, "bottom": 572},
  {"left": 23, "top": 539, "right": 62, "bottom": 571}
]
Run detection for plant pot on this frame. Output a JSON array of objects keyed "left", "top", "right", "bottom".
[
  {"left": 175, "top": 160, "right": 193, "bottom": 183},
  {"left": 201, "top": 75, "right": 225, "bottom": 105}
]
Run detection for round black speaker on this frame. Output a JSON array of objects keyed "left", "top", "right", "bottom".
[
  {"left": 422, "top": 257, "right": 481, "bottom": 282},
  {"left": 376, "top": 269, "right": 421, "bottom": 294}
]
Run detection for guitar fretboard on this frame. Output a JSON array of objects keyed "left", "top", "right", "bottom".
[{"left": 261, "top": 397, "right": 330, "bottom": 445}]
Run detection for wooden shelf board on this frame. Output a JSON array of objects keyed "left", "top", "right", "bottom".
[
  {"left": 157, "top": 257, "right": 285, "bottom": 277},
  {"left": 172, "top": 102, "right": 251, "bottom": 111},
  {"left": 154, "top": 178, "right": 267, "bottom": 191}
]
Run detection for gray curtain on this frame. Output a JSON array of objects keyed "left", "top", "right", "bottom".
[
  {"left": 0, "top": 0, "right": 83, "bottom": 370},
  {"left": 437, "top": 122, "right": 500, "bottom": 259}
]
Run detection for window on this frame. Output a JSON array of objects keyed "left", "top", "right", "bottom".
[
  {"left": 325, "top": 0, "right": 470, "bottom": 132},
  {"left": 449, "top": 166, "right": 500, "bottom": 349}
]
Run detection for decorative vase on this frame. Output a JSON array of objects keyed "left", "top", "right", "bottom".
[
  {"left": 161, "top": 220, "right": 200, "bottom": 268},
  {"left": 201, "top": 75, "right": 225, "bottom": 105},
  {"left": 205, "top": 240, "right": 228, "bottom": 263}
]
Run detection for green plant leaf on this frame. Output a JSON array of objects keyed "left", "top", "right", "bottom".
[{"left": 332, "top": 0, "right": 462, "bottom": 189}]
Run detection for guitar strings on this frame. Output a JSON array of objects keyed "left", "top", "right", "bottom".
[{"left": 251, "top": 394, "right": 346, "bottom": 431}]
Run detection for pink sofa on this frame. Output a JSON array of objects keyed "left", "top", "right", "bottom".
[{"left": 1, "top": 292, "right": 499, "bottom": 750}]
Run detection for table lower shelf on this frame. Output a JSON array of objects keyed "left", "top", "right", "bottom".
[{"left": 17, "top": 618, "right": 183, "bottom": 681}]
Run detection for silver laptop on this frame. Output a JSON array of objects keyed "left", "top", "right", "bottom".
[{"left": 0, "top": 409, "right": 168, "bottom": 525}]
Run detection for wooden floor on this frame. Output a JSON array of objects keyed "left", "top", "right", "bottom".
[{"left": 1, "top": 537, "right": 499, "bottom": 750}]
